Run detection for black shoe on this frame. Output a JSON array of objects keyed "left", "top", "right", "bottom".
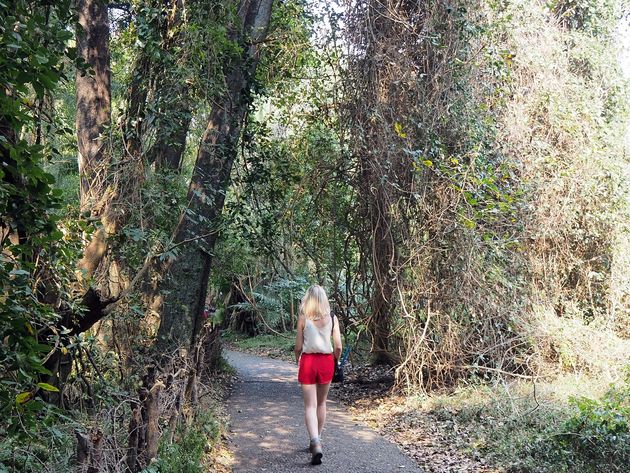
[{"left": 310, "top": 443, "right": 323, "bottom": 465}]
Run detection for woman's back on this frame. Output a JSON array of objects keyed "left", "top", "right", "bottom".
[{"left": 302, "top": 316, "right": 333, "bottom": 354}]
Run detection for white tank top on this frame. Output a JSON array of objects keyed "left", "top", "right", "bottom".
[{"left": 302, "top": 317, "right": 333, "bottom": 354}]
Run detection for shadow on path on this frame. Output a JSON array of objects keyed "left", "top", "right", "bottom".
[{"left": 225, "top": 350, "right": 423, "bottom": 472}]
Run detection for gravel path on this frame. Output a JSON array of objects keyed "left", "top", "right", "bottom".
[{"left": 225, "top": 350, "right": 423, "bottom": 472}]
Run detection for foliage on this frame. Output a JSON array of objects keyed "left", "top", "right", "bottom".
[
  {"left": 0, "top": 0, "right": 72, "bottom": 243},
  {"left": 153, "top": 411, "right": 220, "bottom": 473},
  {"left": 115, "top": 171, "right": 189, "bottom": 270},
  {"left": 217, "top": 0, "right": 361, "bottom": 335},
  {"left": 218, "top": 0, "right": 629, "bottom": 392},
  {"left": 0, "top": 410, "right": 77, "bottom": 472},
  {"left": 559, "top": 383, "right": 630, "bottom": 470},
  {"left": 256, "top": 0, "right": 315, "bottom": 92},
  {"left": 0, "top": 0, "right": 230, "bottom": 466},
  {"left": 502, "top": 0, "right": 630, "bottom": 333},
  {"left": 335, "top": 0, "right": 533, "bottom": 375},
  {"left": 219, "top": 116, "right": 356, "bottom": 328},
  {"left": 549, "top": 0, "right": 618, "bottom": 33},
  {"left": 0, "top": 0, "right": 77, "bottom": 441},
  {"left": 329, "top": 0, "right": 629, "bottom": 388},
  {"left": 109, "top": 0, "right": 235, "bottom": 165},
  {"left": 415, "top": 374, "right": 629, "bottom": 472},
  {"left": 228, "top": 276, "right": 307, "bottom": 330},
  {"left": 222, "top": 330, "right": 297, "bottom": 359}
]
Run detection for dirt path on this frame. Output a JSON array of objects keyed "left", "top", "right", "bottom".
[{"left": 225, "top": 350, "right": 423, "bottom": 472}]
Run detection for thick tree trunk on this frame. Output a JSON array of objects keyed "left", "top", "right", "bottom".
[
  {"left": 75, "top": 0, "right": 117, "bottom": 295},
  {"left": 357, "top": 145, "right": 398, "bottom": 364},
  {"left": 348, "top": 0, "right": 418, "bottom": 365},
  {"left": 76, "top": 0, "right": 111, "bottom": 213},
  {"left": 42, "top": 0, "right": 114, "bottom": 407},
  {"left": 369, "top": 190, "right": 397, "bottom": 363},
  {"left": 156, "top": 0, "right": 275, "bottom": 350}
]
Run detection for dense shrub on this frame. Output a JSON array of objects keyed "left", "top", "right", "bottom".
[{"left": 559, "top": 383, "right": 630, "bottom": 470}]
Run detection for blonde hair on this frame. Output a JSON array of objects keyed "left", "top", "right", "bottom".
[{"left": 299, "top": 285, "right": 330, "bottom": 320}]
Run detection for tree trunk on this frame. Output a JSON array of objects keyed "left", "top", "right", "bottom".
[
  {"left": 75, "top": 428, "right": 103, "bottom": 473},
  {"left": 122, "top": 52, "right": 151, "bottom": 161},
  {"left": 126, "top": 365, "right": 160, "bottom": 473},
  {"left": 41, "top": 0, "right": 113, "bottom": 407},
  {"left": 369, "top": 188, "right": 397, "bottom": 363},
  {"left": 41, "top": 0, "right": 152, "bottom": 409},
  {"left": 124, "top": 0, "right": 191, "bottom": 172},
  {"left": 357, "top": 146, "right": 398, "bottom": 364},
  {"left": 149, "top": 0, "right": 192, "bottom": 172},
  {"left": 346, "top": 0, "right": 412, "bottom": 365},
  {"left": 155, "top": 0, "right": 275, "bottom": 350},
  {"left": 76, "top": 0, "right": 111, "bottom": 213}
]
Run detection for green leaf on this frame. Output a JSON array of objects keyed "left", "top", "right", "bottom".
[
  {"left": 37, "top": 382, "right": 59, "bottom": 392},
  {"left": 34, "top": 53, "right": 49, "bottom": 65},
  {"left": 16, "top": 392, "right": 31, "bottom": 404},
  {"left": 394, "top": 122, "right": 407, "bottom": 138}
]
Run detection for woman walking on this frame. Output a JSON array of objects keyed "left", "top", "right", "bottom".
[{"left": 294, "top": 285, "right": 342, "bottom": 465}]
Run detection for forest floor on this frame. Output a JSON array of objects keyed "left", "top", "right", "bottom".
[{"left": 331, "top": 366, "right": 497, "bottom": 473}]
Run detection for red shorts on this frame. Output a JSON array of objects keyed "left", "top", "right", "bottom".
[{"left": 298, "top": 353, "right": 334, "bottom": 385}]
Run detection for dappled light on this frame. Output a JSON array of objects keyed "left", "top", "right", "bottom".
[
  {"left": 226, "top": 351, "right": 418, "bottom": 472},
  {"left": 1, "top": 0, "right": 629, "bottom": 472}
]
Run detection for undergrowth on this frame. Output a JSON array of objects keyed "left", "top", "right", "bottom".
[
  {"left": 222, "top": 330, "right": 296, "bottom": 360},
  {"left": 149, "top": 411, "right": 222, "bottom": 473},
  {"left": 423, "top": 372, "right": 630, "bottom": 472}
]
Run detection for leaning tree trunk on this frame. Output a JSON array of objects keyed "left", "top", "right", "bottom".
[{"left": 156, "top": 0, "right": 275, "bottom": 350}]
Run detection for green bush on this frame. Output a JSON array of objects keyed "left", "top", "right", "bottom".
[
  {"left": 151, "top": 412, "right": 220, "bottom": 473},
  {"left": 559, "top": 384, "right": 630, "bottom": 470}
]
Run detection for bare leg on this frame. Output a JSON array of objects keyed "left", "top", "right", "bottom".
[
  {"left": 316, "top": 382, "right": 331, "bottom": 437},
  {"left": 301, "top": 384, "right": 319, "bottom": 440}
]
